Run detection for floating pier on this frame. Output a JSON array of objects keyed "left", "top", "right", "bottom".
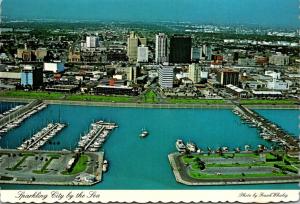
[
  {"left": 76, "top": 121, "right": 118, "bottom": 152},
  {"left": 233, "top": 105, "right": 299, "bottom": 151},
  {"left": 17, "top": 123, "right": 66, "bottom": 151},
  {"left": 0, "top": 100, "right": 47, "bottom": 136}
]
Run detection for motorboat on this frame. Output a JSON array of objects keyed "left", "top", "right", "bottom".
[
  {"left": 176, "top": 139, "right": 186, "bottom": 153},
  {"left": 103, "top": 160, "right": 109, "bottom": 172},
  {"left": 186, "top": 142, "right": 197, "bottom": 153}
]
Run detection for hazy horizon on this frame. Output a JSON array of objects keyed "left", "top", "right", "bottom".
[{"left": 3, "top": 0, "right": 299, "bottom": 28}]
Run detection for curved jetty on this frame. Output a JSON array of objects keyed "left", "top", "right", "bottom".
[{"left": 168, "top": 151, "right": 300, "bottom": 186}]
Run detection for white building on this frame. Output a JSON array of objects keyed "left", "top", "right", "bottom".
[
  {"left": 158, "top": 65, "right": 174, "bottom": 88},
  {"left": 188, "top": 63, "right": 201, "bottom": 83},
  {"left": 265, "top": 71, "right": 281, "bottom": 79},
  {"left": 86, "top": 36, "right": 99, "bottom": 48},
  {"left": 269, "top": 54, "right": 289, "bottom": 66},
  {"left": 137, "top": 45, "right": 149, "bottom": 62},
  {"left": 267, "top": 80, "right": 289, "bottom": 90},
  {"left": 44, "top": 62, "right": 64, "bottom": 73},
  {"left": 155, "top": 33, "right": 168, "bottom": 64}
]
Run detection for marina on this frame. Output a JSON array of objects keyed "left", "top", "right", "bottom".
[
  {"left": 0, "top": 100, "right": 47, "bottom": 136},
  {"left": 75, "top": 121, "right": 118, "bottom": 152},
  {"left": 232, "top": 105, "right": 299, "bottom": 151},
  {"left": 0, "top": 103, "right": 298, "bottom": 190},
  {"left": 17, "top": 123, "right": 66, "bottom": 151}
]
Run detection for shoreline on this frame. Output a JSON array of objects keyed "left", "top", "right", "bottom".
[{"left": 0, "top": 97, "right": 299, "bottom": 109}]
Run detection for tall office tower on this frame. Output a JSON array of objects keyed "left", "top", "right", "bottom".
[
  {"left": 155, "top": 33, "right": 168, "bottom": 64},
  {"left": 127, "top": 32, "right": 138, "bottom": 62},
  {"left": 0, "top": 0, "right": 3, "bottom": 35},
  {"left": 158, "top": 65, "right": 174, "bottom": 88},
  {"left": 127, "top": 31, "right": 147, "bottom": 63},
  {"left": 191, "top": 47, "right": 202, "bottom": 62},
  {"left": 86, "top": 36, "right": 99, "bottom": 48},
  {"left": 188, "top": 63, "right": 201, "bottom": 83},
  {"left": 137, "top": 45, "right": 149, "bottom": 63},
  {"left": 169, "top": 35, "right": 192, "bottom": 64}
]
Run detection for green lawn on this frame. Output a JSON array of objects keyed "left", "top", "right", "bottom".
[
  {"left": 188, "top": 171, "right": 287, "bottom": 180},
  {"left": 0, "top": 90, "right": 64, "bottom": 100},
  {"left": 143, "top": 90, "right": 158, "bottom": 103},
  {"left": 181, "top": 152, "right": 299, "bottom": 180},
  {"left": 6, "top": 155, "right": 30, "bottom": 171},
  {"left": 0, "top": 90, "right": 134, "bottom": 103},
  {"left": 61, "top": 155, "right": 89, "bottom": 175},
  {"left": 240, "top": 99, "right": 298, "bottom": 105},
  {"left": 67, "top": 94, "right": 133, "bottom": 103},
  {"left": 167, "top": 98, "right": 226, "bottom": 104},
  {"left": 32, "top": 156, "right": 60, "bottom": 174}
]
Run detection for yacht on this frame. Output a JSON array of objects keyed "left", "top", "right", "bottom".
[
  {"left": 186, "top": 142, "right": 197, "bottom": 153},
  {"left": 176, "top": 139, "right": 186, "bottom": 153}
]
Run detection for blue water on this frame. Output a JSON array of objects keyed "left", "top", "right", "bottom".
[
  {"left": 256, "top": 109, "right": 299, "bottom": 138},
  {"left": 0, "top": 104, "right": 299, "bottom": 190},
  {"left": 0, "top": 102, "right": 25, "bottom": 114}
]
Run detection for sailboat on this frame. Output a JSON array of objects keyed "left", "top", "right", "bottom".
[{"left": 139, "top": 128, "right": 149, "bottom": 138}]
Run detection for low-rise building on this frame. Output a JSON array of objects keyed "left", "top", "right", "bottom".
[
  {"left": 44, "top": 62, "right": 65, "bottom": 73},
  {"left": 217, "top": 69, "right": 239, "bottom": 86},
  {"left": 269, "top": 54, "right": 289, "bottom": 66},
  {"left": 267, "top": 80, "right": 289, "bottom": 90},
  {"left": 225, "top": 84, "right": 248, "bottom": 98}
]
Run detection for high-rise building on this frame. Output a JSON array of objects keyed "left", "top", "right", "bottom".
[
  {"left": 191, "top": 47, "right": 201, "bottom": 62},
  {"left": 21, "top": 65, "right": 43, "bottom": 89},
  {"left": 155, "top": 33, "right": 168, "bottom": 64},
  {"left": 86, "top": 36, "right": 99, "bottom": 48},
  {"left": 137, "top": 45, "right": 149, "bottom": 63},
  {"left": 158, "top": 65, "right": 174, "bottom": 88},
  {"left": 169, "top": 35, "right": 192, "bottom": 64},
  {"left": 127, "top": 31, "right": 147, "bottom": 63},
  {"left": 188, "top": 63, "right": 201, "bottom": 83},
  {"left": 217, "top": 69, "right": 239, "bottom": 86}
]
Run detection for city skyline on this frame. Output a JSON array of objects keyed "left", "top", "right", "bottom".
[{"left": 3, "top": 0, "right": 299, "bottom": 28}]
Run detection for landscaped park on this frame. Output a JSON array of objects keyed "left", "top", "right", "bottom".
[{"left": 169, "top": 151, "right": 300, "bottom": 185}]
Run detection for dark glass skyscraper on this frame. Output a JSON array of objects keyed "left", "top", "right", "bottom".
[{"left": 169, "top": 35, "right": 192, "bottom": 63}]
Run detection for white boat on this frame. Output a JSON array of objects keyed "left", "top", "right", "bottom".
[
  {"left": 186, "top": 142, "right": 197, "bottom": 153},
  {"left": 139, "top": 129, "right": 149, "bottom": 138},
  {"left": 103, "top": 160, "right": 109, "bottom": 172},
  {"left": 176, "top": 139, "right": 186, "bottom": 153}
]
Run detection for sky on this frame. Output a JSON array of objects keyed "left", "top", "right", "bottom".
[{"left": 3, "top": 0, "right": 299, "bottom": 28}]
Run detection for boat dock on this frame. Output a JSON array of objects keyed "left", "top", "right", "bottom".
[
  {"left": 76, "top": 121, "right": 118, "bottom": 152},
  {"left": 17, "top": 123, "right": 66, "bottom": 151},
  {"left": 233, "top": 105, "right": 299, "bottom": 151},
  {"left": 0, "top": 100, "right": 47, "bottom": 135}
]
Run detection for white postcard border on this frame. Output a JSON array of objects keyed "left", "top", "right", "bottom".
[{"left": 0, "top": 190, "right": 299, "bottom": 203}]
